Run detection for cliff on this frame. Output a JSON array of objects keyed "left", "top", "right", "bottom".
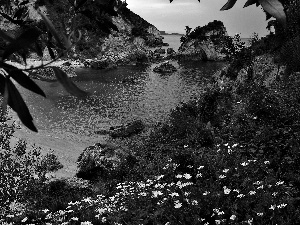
[
  {"left": 37, "top": 1, "right": 163, "bottom": 67},
  {"left": 177, "top": 20, "right": 228, "bottom": 61}
]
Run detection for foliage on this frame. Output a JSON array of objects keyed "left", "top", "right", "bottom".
[{"left": 0, "top": 113, "right": 63, "bottom": 216}]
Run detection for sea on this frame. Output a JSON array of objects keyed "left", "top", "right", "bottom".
[{"left": 14, "top": 34, "right": 229, "bottom": 177}]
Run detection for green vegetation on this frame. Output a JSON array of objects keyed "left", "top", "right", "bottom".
[{"left": 1, "top": 0, "right": 300, "bottom": 224}]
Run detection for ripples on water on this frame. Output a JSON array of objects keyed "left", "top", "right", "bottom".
[{"left": 19, "top": 60, "right": 225, "bottom": 136}]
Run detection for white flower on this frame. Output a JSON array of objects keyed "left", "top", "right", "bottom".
[
  {"left": 184, "top": 145, "right": 188, "bottom": 148},
  {"left": 156, "top": 175, "right": 164, "bottom": 180},
  {"left": 176, "top": 174, "right": 183, "bottom": 179},
  {"left": 183, "top": 173, "right": 192, "bottom": 179},
  {"left": 277, "top": 203, "right": 287, "bottom": 208},
  {"left": 276, "top": 181, "right": 284, "bottom": 186},
  {"left": 101, "top": 217, "right": 107, "bottom": 223},
  {"left": 223, "top": 186, "right": 231, "bottom": 194},
  {"left": 257, "top": 213, "right": 263, "bottom": 216},
  {"left": 264, "top": 161, "right": 270, "bottom": 165},
  {"left": 174, "top": 200, "right": 182, "bottom": 208},
  {"left": 41, "top": 209, "right": 50, "bottom": 213},
  {"left": 196, "top": 173, "right": 202, "bottom": 178},
  {"left": 21, "top": 217, "right": 28, "bottom": 223},
  {"left": 203, "top": 191, "right": 210, "bottom": 196},
  {"left": 223, "top": 169, "right": 229, "bottom": 173},
  {"left": 71, "top": 217, "right": 79, "bottom": 221},
  {"left": 152, "top": 190, "right": 163, "bottom": 198},
  {"left": 219, "top": 175, "right": 226, "bottom": 179},
  {"left": 237, "top": 194, "right": 245, "bottom": 198},
  {"left": 269, "top": 205, "right": 276, "bottom": 210},
  {"left": 249, "top": 191, "right": 256, "bottom": 195},
  {"left": 257, "top": 185, "right": 264, "bottom": 189},
  {"left": 81, "top": 222, "right": 93, "bottom": 225},
  {"left": 191, "top": 200, "right": 198, "bottom": 205},
  {"left": 169, "top": 192, "right": 179, "bottom": 197},
  {"left": 241, "top": 162, "right": 249, "bottom": 166},
  {"left": 230, "top": 215, "right": 236, "bottom": 220}
]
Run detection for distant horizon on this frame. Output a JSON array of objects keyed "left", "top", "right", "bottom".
[{"left": 126, "top": 0, "right": 270, "bottom": 38}]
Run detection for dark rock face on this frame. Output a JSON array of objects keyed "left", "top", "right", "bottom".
[
  {"left": 76, "top": 142, "right": 135, "bottom": 181},
  {"left": 153, "top": 62, "right": 177, "bottom": 73}
]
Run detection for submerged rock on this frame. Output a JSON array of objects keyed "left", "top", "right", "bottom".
[
  {"left": 110, "top": 120, "right": 145, "bottom": 138},
  {"left": 153, "top": 62, "right": 177, "bottom": 73}
]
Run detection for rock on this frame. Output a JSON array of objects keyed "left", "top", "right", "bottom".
[
  {"left": 121, "top": 77, "right": 137, "bottom": 84},
  {"left": 110, "top": 120, "right": 145, "bottom": 138},
  {"left": 89, "top": 59, "right": 117, "bottom": 70},
  {"left": 153, "top": 62, "right": 177, "bottom": 73},
  {"left": 176, "top": 20, "right": 228, "bottom": 61},
  {"left": 154, "top": 48, "right": 166, "bottom": 54},
  {"left": 167, "top": 48, "right": 176, "bottom": 55},
  {"left": 162, "top": 42, "right": 170, "bottom": 46},
  {"left": 76, "top": 142, "right": 136, "bottom": 181}
]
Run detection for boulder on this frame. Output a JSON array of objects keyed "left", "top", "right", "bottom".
[
  {"left": 76, "top": 142, "right": 136, "bottom": 181},
  {"left": 154, "top": 48, "right": 166, "bottom": 55},
  {"left": 109, "top": 120, "right": 145, "bottom": 138},
  {"left": 153, "top": 62, "right": 177, "bottom": 73},
  {"left": 162, "top": 43, "right": 170, "bottom": 46},
  {"left": 167, "top": 48, "right": 176, "bottom": 55}
]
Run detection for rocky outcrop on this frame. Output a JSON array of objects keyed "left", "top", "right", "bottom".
[
  {"left": 153, "top": 62, "right": 177, "bottom": 73},
  {"left": 176, "top": 20, "right": 228, "bottom": 61},
  {"left": 76, "top": 142, "right": 137, "bottom": 181}
]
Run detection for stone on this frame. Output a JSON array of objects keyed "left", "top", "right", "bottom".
[
  {"left": 109, "top": 120, "right": 145, "bottom": 138},
  {"left": 154, "top": 48, "right": 166, "bottom": 54},
  {"left": 153, "top": 61, "right": 177, "bottom": 73},
  {"left": 76, "top": 142, "right": 135, "bottom": 181},
  {"left": 167, "top": 48, "right": 176, "bottom": 55}
]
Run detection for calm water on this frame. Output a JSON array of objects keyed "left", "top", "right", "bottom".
[{"left": 18, "top": 60, "right": 225, "bottom": 136}]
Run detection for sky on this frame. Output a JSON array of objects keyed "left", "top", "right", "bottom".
[{"left": 126, "top": 0, "right": 270, "bottom": 38}]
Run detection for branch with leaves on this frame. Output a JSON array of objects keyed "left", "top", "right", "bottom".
[{"left": 0, "top": 0, "right": 119, "bottom": 132}]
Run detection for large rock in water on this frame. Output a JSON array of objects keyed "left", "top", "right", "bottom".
[
  {"left": 153, "top": 62, "right": 177, "bottom": 73},
  {"left": 76, "top": 143, "right": 136, "bottom": 181},
  {"left": 176, "top": 20, "right": 228, "bottom": 61},
  {"left": 110, "top": 120, "right": 145, "bottom": 138}
]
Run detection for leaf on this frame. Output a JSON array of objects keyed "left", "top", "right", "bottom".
[
  {"left": 2, "top": 27, "right": 41, "bottom": 60},
  {"left": 6, "top": 78, "right": 37, "bottom": 132},
  {"left": 9, "top": 69, "right": 46, "bottom": 97},
  {"left": 258, "top": 0, "right": 286, "bottom": 27},
  {"left": 13, "top": 7, "right": 26, "bottom": 20},
  {"left": 51, "top": 67, "right": 89, "bottom": 97},
  {"left": 47, "top": 45, "right": 56, "bottom": 59},
  {"left": 1, "top": 77, "right": 9, "bottom": 117},
  {"left": 220, "top": 0, "right": 238, "bottom": 10},
  {"left": 244, "top": 0, "right": 259, "bottom": 7},
  {"left": 37, "top": 8, "right": 65, "bottom": 49}
]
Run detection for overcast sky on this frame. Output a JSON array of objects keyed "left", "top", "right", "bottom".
[{"left": 126, "top": 0, "right": 270, "bottom": 37}]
